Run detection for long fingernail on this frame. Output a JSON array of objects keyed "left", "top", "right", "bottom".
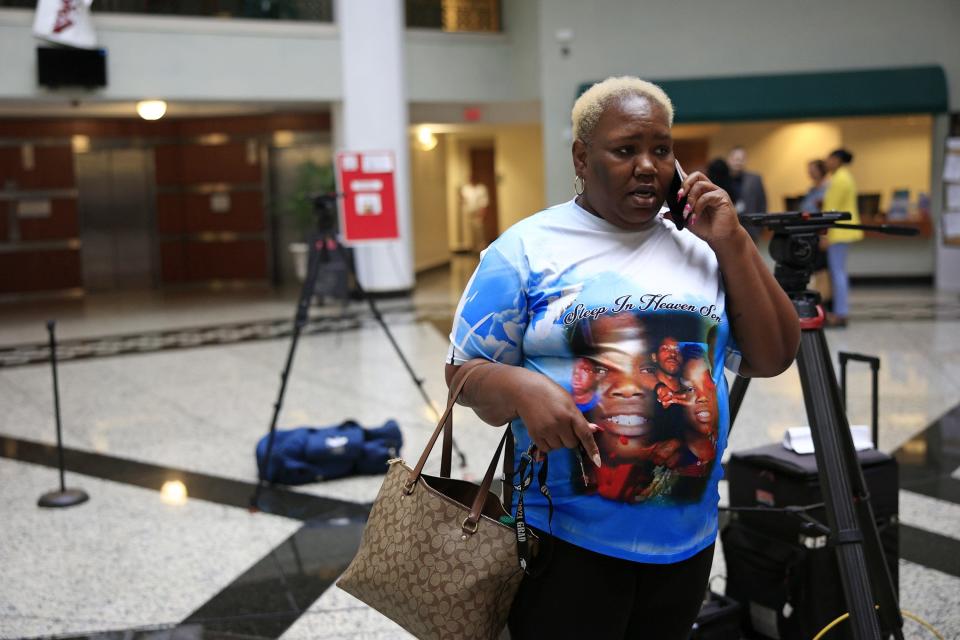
[
  {"left": 592, "top": 453, "right": 602, "bottom": 468},
  {"left": 676, "top": 188, "right": 684, "bottom": 202},
  {"left": 683, "top": 203, "right": 692, "bottom": 214},
  {"left": 588, "top": 422, "right": 604, "bottom": 432}
]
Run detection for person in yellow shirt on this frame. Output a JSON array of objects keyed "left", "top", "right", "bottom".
[{"left": 821, "top": 148, "right": 864, "bottom": 327}]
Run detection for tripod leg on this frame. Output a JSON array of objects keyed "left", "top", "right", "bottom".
[
  {"left": 251, "top": 234, "right": 327, "bottom": 510},
  {"left": 334, "top": 241, "right": 469, "bottom": 470},
  {"left": 796, "top": 327, "right": 902, "bottom": 640}
]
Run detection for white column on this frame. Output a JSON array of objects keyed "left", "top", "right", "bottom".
[{"left": 336, "top": 0, "right": 414, "bottom": 292}]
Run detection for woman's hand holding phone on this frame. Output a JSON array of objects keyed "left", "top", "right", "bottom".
[{"left": 670, "top": 159, "right": 745, "bottom": 248}]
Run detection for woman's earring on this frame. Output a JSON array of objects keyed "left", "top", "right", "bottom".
[{"left": 574, "top": 175, "right": 585, "bottom": 196}]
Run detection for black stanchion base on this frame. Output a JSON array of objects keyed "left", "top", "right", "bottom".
[{"left": 38, "top": 488, "right": 89, "bottom": 508}]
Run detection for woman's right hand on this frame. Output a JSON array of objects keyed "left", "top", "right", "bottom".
[{"left": 508, "top": 368, "right": 602, "bottom": 468}]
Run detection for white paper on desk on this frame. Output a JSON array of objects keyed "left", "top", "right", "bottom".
[
  {"left": 948, "top": 184, "right": 960, "bottom": 211},
  {"left": 944, "top": 154, "right": 960, "bottom": 183},
  {"left": 943, "top": 212, "right": 960, "bottom": 239},
  {"left": 782, "top": 425, "right": 873, "bottom": 454}
]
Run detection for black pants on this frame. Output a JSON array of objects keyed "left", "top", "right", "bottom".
[{"left": 508, "top": 531, "right": 714, "bottom": 640}]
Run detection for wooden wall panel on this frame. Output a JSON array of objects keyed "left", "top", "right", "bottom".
[
  {"left": 184, "top": 240, "right": 267, "bottom": 280},
  {"left": 154, "top": 143, "right": 260, "bottom": 185},
  {"left": 158, "top": 239, "right": 267, "bottom": 282},
  {"left": 181, "top": 143, "right": 261, "bottom": 184},
  {"left": 156, "top": 191, "right": 266, "bottom": 235},
  {"left": 153, "top": 145, "right": 183, "bottom": 186},
  {"left": 159, "top": 240, "right": 187, "bottom": 283},
  {"left": 0, "top": 249, "right": 81, "bottom": 293},
  {"left": 183, "top": 192, "right": 264, "bottom": 234},
  {"left": 17, "top": 199, "right": 80, "bottom": 241},
  {"left": 0, "top": 114, "right": 330, "bottom": 138},
  {"left": 0, "top": 146, "right": 74, "bottom": 189},
  {"left": 156, "top": 193, "right": 186, "bottom": 235}
]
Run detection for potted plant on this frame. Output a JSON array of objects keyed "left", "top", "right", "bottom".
[{"left": 284, "top": 160, "right": 336, "bottom": 281}]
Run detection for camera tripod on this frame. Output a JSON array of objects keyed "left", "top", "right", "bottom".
[
  {"left": 729, "top": 212, "right": 917, "bottom": 640},
  {"left": 250, "top": 193, "right": 467, "bottom": 509}
]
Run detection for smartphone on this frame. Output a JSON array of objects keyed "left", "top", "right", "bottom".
[{"left": 667, "top": 159, "right": 688, "bottom": 230}]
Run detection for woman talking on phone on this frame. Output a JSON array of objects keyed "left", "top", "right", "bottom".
[{"left": 445, "top": 76, "right": 799, "bottom": 639}]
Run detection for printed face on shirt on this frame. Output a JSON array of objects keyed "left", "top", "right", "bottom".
[
  {"left": 680, "top": 356, "right": 718, "bottom": 437},
  {"left": 570, "top": 311, "right": 722, "bottom": 503},
  {"left": 571, "top": 358, "right": 598, "bottom": 405},
  {"left": 574, "top": 315, "right": 659, "bottom": 465},
  {"left": 589, "top": 344, "right": 659, "bottom": 460},
  {"left": 656, "top": 337, "right": 682, "bottom": 376},
  {"left": 573, "top": 95, "right": 675, "bottom": 230}
]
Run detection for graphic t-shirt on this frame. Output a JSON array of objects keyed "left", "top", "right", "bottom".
[{"left": 447, "top": 199, "right": 740, "bottom": 564}]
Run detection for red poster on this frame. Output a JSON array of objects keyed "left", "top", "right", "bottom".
[{"left": 335, "top": 150, "right": 399, "bottom": 243}]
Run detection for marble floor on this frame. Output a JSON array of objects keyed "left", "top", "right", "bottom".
[{"left": 1, "top": 259, "right": 958, "bottom": 639}]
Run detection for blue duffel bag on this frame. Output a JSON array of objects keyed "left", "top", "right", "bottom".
[{"left": 256, "top": 419, "right": 402, "bottom": 485}]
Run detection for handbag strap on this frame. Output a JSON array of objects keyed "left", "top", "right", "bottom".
[
  {"left": 406, "top": 361, "right": 488, "bottom": 489},
  {"left": 405, "top": 361, "right": 512, "bottom": 536},
  {"left": 462, "top": 428, "right": 510, "bottom": 535},
  {"left": 439, "top": 358, "right": 493, "bottom": 477}
]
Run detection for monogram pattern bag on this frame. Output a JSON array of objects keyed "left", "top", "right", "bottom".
[{"left": 337, "top": 364, "right": 529, "bottom": 640}]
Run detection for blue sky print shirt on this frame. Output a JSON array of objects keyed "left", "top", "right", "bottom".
[{"left": 448, "top": 199, "right": 740, "bottom": 564}]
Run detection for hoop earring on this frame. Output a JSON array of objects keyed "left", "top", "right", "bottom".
[{"left": 574, "top": 175, "right": 585, "bottom": 196}]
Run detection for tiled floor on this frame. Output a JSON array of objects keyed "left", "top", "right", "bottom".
[{"left": 1, "top": 260, "right": 958, "bottom": 639}]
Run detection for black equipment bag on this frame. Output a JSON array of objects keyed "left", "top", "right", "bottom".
[
  {"left": 724, "top": 444, "right": 899, "bottom": 640},
  {"left": 691, "top": 592, "right": 742, "bottom": 640}
]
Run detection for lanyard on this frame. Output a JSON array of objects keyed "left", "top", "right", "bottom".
[{"left": 513, "top": 444, "right": 553, "bottom": 574}]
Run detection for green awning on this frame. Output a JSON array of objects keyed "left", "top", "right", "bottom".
[{"left": 577, "top": 66, "right": 948, "bottom": 123}]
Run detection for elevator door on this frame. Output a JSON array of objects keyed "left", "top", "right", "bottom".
[{"left": 77, "top": 149, "right": 156, "bottom": 291}]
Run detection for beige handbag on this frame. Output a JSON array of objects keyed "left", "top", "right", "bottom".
[{"left": 337, "top": 365, "right": 530, "bottom": 640}]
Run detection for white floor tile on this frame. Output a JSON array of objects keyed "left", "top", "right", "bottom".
[{"left": 0, "top": 458, "right": 301, "bottom": 639}]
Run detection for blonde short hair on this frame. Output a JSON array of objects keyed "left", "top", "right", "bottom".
[{"left": 572, "top": 76, "right": 674, "bottom": 142}]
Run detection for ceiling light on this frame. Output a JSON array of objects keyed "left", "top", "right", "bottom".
[
  {"left": 416, "top": 126, "right": 438, "bottom": 151},
  {"left": 136, "top": 100, "right": 167, "bottom": 121}
]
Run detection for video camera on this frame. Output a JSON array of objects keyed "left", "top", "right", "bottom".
[
  {"left": 739, "top": 210, "right": 918, "bottom": 296},
  {"left": 311, "top": 192, "right": 341, "bottom": 234}
]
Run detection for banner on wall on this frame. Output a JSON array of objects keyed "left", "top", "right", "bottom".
[
  {"left": 335, "top": 150, "right": 400, "bottom": 244},
  {"left": 33, "top": 0, "right": 98, "bottom": 49}
]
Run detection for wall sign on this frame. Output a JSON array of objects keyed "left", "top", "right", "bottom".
[{"left": 335, "top": 150, "right": 399, "bottom": 244}]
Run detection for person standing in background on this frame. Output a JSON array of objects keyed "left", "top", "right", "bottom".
[
  {"left": 705, "top": 158, "right": 733, "bottom": 195},
  {"left": 726, "top": 146, "right": 768, "bottom": 243},
  {"left": 800, "top": 159, "right": 828, "bottom": 213},
  {"left": 801, "top": 159, "right": 832, "bottom": 308},
  {"left": 460, "top": 175, "right": 490, "bottom": 253},
  {"left": 460, "top": 177, "right": 490, "bottom": 253},
  {"left": 821, "top": 148, "right": 864, "bottom": 328}
]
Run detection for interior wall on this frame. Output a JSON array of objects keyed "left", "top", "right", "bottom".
[
  {"left": 410, "top": 134, "right": 449, "bottom": 271},
  {"left": 411, "top": 126, "right": 546, "bottom": 260},
  {"left": 693, "top": 115, "right": 933, "bottom": 213},
  {"left": 0, "top": 2, "right": 540, "bottom": 106},
  {"left": 0, "top": 11, "right": 342, "bottom": 103},
  {"left": 695, "top": 115, "right": 935, "bottom": 277},
  {"left": 494, "top": 125, "right": 546, "bottom": 232},
  {"left": 406, "top": 0, "right": 540, "bottom": 103},
  {"left": 445, "top": 135, "right": 470, "bottom": 252}
]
